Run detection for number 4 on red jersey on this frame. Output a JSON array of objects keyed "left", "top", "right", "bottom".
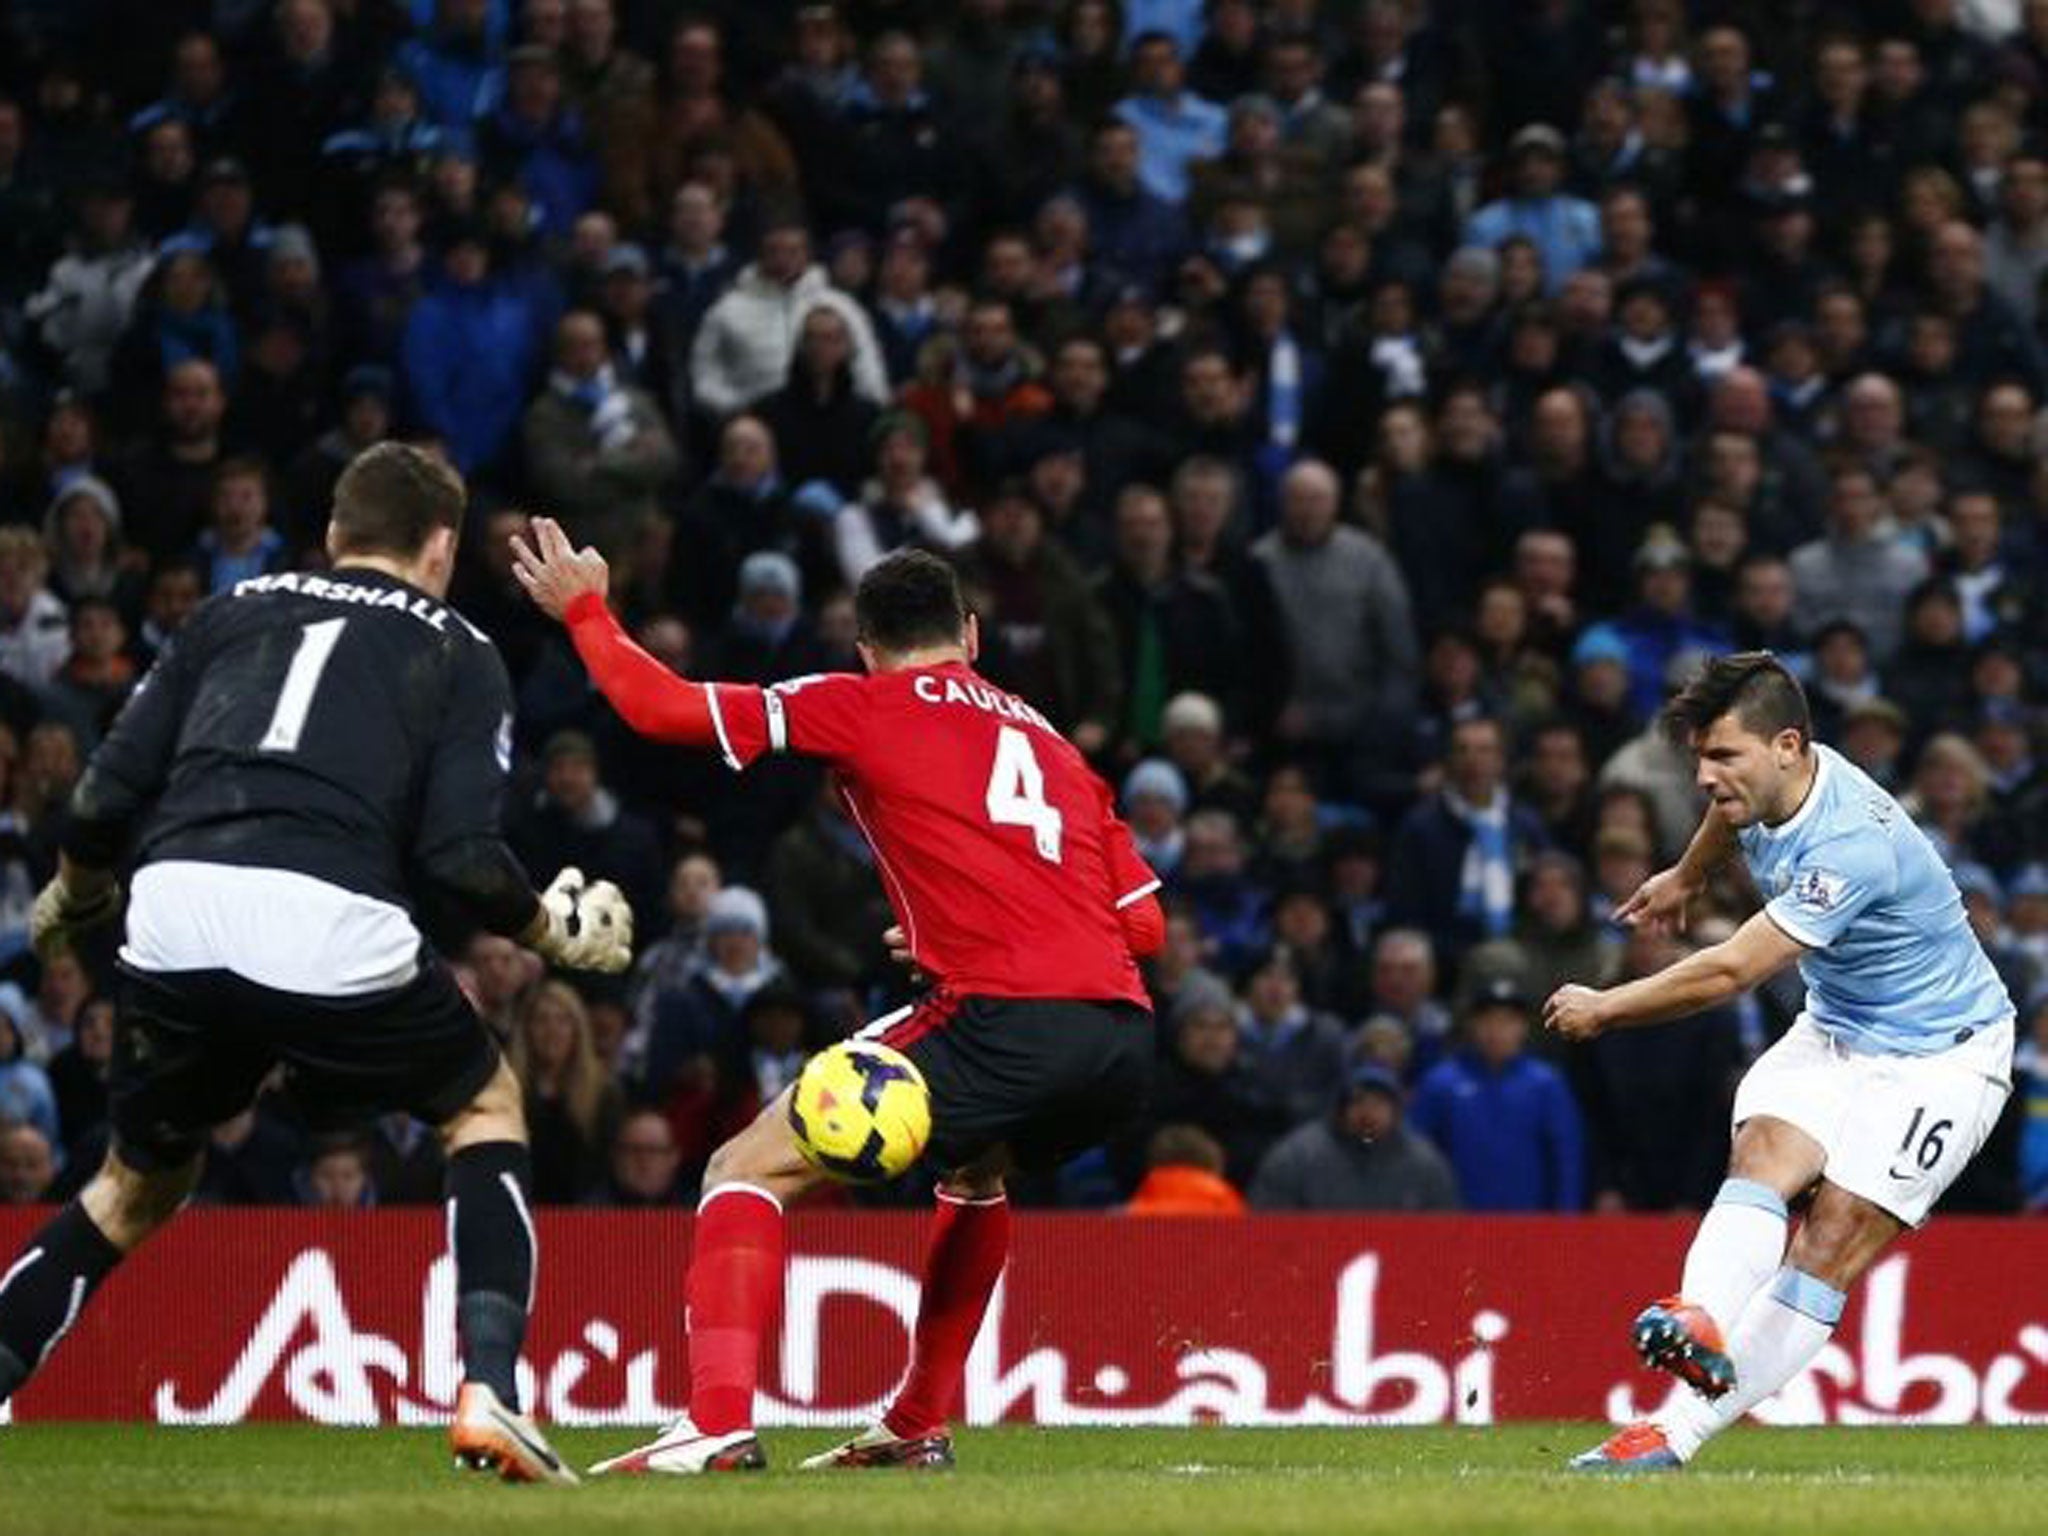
[{"left": 710, "top": 665, "right": 1158, "bottom": 1006}]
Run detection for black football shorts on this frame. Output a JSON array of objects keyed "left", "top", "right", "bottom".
[
  {"left": 109, "top": 959, "right": 502, "bottom": 1171},
  {"left": 871, "top": 989, "right": 1154, "bottom": 1172}
]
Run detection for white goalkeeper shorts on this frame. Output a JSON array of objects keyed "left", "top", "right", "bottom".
[{"left": 1731, "top": 1013, "right": 2013, "bottom": 1227}]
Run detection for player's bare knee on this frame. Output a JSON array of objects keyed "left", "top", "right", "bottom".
[
  {"left": 1727, "top": 1116, "right": 1825, "bottom": 1198},
  {"left": 704, "top": 1093, "right": 817, "bottom": 1199},
  {"left": 1788, "top": 1185, "right": 1901, "bottom": 1290},
  {"left": 939, "top": 1147, "right": 1011, "bottom": 1201},
  {"left": 79, "top": 1151, "right": 201, "bottom": 1251},
  {"left": 439, "top": 1058, "right": 526, "bottom": 1153}
]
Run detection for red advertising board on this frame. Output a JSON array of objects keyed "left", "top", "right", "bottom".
[{"left": 3, "top": 1210, "right": 2045, "bottom": 1426}]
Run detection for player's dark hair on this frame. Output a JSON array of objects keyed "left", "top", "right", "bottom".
[
  {"left": 854, "top": 549, "right": 967, "bottom": 655},
  {"left": 329, "top": 442, "right": 467, "bottom": 558},
  {"left": 1662, "top": 651, "right": 1811, "bottom": 750}
]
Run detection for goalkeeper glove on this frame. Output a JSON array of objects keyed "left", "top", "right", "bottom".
[
  {"left": 524, "top": 866, "right": 634, "bottom": 974},
  {"left": 30, "top": 870, "right": 122, "bottom": 961}
]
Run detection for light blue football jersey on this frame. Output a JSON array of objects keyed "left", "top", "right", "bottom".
[{"left": 1739, "top": 744, "right": 2013, "bottom": 1054}]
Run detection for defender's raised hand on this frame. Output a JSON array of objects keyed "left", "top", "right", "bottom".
[{"left": 510, "top": 515, "right": 609, "bottom": 620}]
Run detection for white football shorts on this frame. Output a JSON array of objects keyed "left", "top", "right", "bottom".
[{"left": 1731, "top": 1013, "right": 2013, "bottom": 1226}]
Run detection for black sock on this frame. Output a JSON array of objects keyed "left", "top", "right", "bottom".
[
  {"left": 0, "top": 1203, "right": 124, "bottom": 1404},
  {"left": 446, "top": 1141, "right": 534, "bottom": 1409}
]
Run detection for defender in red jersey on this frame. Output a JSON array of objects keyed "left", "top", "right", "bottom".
[{"left": 511, "top": 520, "right": 1163, "bottom": 1475}]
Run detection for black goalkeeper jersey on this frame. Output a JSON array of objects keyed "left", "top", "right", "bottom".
[{"left": 65, "top": 565, "right": 539, "bottom": 939}]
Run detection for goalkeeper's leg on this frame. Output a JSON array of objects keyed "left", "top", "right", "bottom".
[
  {"left": 438, "top": 1059, "right": 575, "bottom": 1484},
  {"left": 0, "top": 1151, "right": 196, "bottom": 1405}
]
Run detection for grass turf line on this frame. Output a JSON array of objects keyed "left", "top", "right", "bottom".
[{"left": 1, "top": 1424, "right": 2042, "bottom": 1536}]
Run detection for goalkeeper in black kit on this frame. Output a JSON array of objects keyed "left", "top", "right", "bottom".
[{"left": 0, "top": 444, "right": 630, "bottom": 1484}]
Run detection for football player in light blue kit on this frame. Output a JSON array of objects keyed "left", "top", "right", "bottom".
[{"left": 1546, "top": 653, "right": 2014, "bottom": 1470}]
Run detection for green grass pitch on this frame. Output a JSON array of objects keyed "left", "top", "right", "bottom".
[{"left": 2, "top": 1424, "right": 2042, "bottom": 1535}]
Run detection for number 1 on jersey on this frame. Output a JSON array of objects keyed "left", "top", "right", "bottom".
[
  {"left": 985, "top": 725, "right": 1063, "bottom": 863},
  {"left": 260, "top": 618, "right": 347, "bottom": 753}
]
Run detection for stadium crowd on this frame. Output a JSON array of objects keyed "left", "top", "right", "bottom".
[{"left": 0, "top": 0, "right": 2046, "bottom": 1217}]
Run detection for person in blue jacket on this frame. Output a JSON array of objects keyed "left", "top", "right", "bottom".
[
  {"left": 400, "top": 222, "right": 546, "bottom": 475},
  {"left": 1409, "top": 975, "right": 1586, "bottom": 1210},
  {"left": 478, "top": 47, "right": 598, "bottom": 241}
]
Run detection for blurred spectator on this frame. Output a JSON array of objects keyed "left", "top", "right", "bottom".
[
  {"left": 479, "top": 45, "right": 596, "bottom": 240},
  {"left": 509, "top": 979, "right": 625, "bottom": 1204},
  {"left": 0, "top": 997, "right": 58, "bottom": 1146},
  {"left": 280, "top": 366, "right": 395, "bottom": 546},
  {"left": 1172, "top": 808, "right": 1266, "bottom": 975},
  {"left": 1250, "top": 1063, "right": 1460, "bottom": 1211},
  {"left": 759, "top": 304, "right": 879, "bottom": 499},
  {"left": 193, "top": 457, "right": 287, "bottom": 593},
  {"left": 688, "top": 221, "right": 885, "bottom": 422},
  {"left": 506, "top": 730, "right": 665, "bottom": 928},
  {"left": 673, "top": 414, "right": 827, "bottom": 633},
  {"left": 1125, "top": 1124, "right": 1246, "bottom": 1216},
  {"left": 589, "top": 1108, "right": 689, "bottom": 1206},
  {"left": 0, "top": 1119, "right": 57, "bottom": 1204},
  {"left": 1790, "top": 465, "right": 1930, "bottom": 661},
  {"left": 627, "top": 850, "right": 720, "bottom": 1047},
  {"left": 1575, "top": 926, "right": 1744, "bottom": 1212},
  {"left": 1506, "top": 852, "right": 1620, "bottom": 1019},
  {"left": 1135, "top": 988, "right": 1288, "bottom": 1187},
  {"left": 1095, "top": 483, "right": 1245, "bottom": 755},
  {"left": 1464, "top": 124, "right": 1599, "bottom": 291},
  {"left": 833, "top": 411, "right": 977, "bottom": 590},
  {"left": 763, "top": 783, "right": 892, "bottom": 1005},
  {"left": 957, "top": 482, "right": 1120, "bottom": 750},
  {"left": 1075, "top": 120, "right": 1190, "bottom": 292},
  {"left": 46, "top": 994, "right": 112, "bottom": 1160},
  {"left": 1122, "top": 759, "right": 1187, "bottom": 882},
  {"left": 2021, "top": 995, "right": 2048, "bottom": 1209},
  {"left": 1384, "top": 716, "right": 1549, "bottom": 969},
  {"left": 523, "top": 308, "right": 680, "bottom": 555},
  {"left": 400, "top": 222, "right": 549, "bottom": 475},
  {"left": 643, "top": 884, "right": 784, "bottom": 1113},
  {"left": 1113, "top": 31, "right": 1226, "bottom": 207},
  {"left": 0, "top": 527, "right": 68, "bottom": 689},
  {"left": 25, "top": 182, "right": 153, "bottom": 395},
  {"left": 1409, "top": 978, "right": 1585, "bottom": 1211},
  {"left": 297, "top": 1134, "right": 376, "bottom": 1207},
  {"left": 398, "top": 0, "right": 506, "bottom": 128},
  {"left": 1612, "top": 528, "right": 1729, "bottom": 718},
  {"left": 42, "top": 597, "right": 137, "bottom": 749},
  {"left": 457, "top": 936, "right": 529, "bottom": 1046},
  {"left": 1364, "top": 928, "right": 1450, "bottom": 1078},
  {"left": 1232, "top": 944, "right": 1347, "bottom": 1129},
  {"left": 1257, "top": 458, "right": 1417, "bottom": 778}
]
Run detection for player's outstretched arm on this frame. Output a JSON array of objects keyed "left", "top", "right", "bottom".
[
  {"left": 1545, "top": 908, "right": 1805, "bottom": 1040},
  {"left": 1614, "top": 803, "right": 1740, "bottom": 933},
  {"left": 511, "top": 516, "right": 727, "bottom": 746}
]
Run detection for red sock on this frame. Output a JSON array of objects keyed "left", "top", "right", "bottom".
[
  {"left": 883, "top": 1191, "right": 1011, "bottom": 1439},
  {"left": 685, "top": 1185, "right": 785, "bottom": 1434}
]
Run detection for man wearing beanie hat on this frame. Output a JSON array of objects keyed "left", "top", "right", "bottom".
[
  {"left": 642, "top": 885, "right": 787, "bottom": 1106},
  {"left": 702, "top": 549, "right": 834, "bottom": 695},
  {"left": 1120, "top": 757, "right": 1188, "bottom": 877},
  {"left": 1250, "top": 1061, "right": 1460, "bottom": 1211},
  {"left": 518, "top": 528, "right": 1165, "bottom": 1474}
]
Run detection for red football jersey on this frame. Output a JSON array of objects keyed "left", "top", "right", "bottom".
[{"left": 710, "top": 662, "right": 1157, "bottom": 1007}]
